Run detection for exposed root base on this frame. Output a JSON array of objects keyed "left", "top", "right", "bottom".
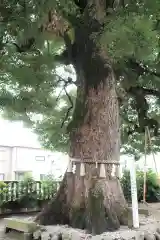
[
  {"left": 37, "top": 225, "right": 160, "bottom": 240},
  {"left": 36, "top": 173, "right": 128, "bottom": 235},
  {"left": 36, "top": 175, "right": 70, "bottom": 226},
  {"left": 70, "top": 202, "right": 120, "bottom": 234}
]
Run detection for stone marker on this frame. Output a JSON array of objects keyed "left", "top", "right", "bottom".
[{"left": 4, "top": 217, "right": 41, "bottom": 240}]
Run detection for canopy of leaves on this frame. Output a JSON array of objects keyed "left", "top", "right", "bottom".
[{"left": 0, "top": 0, "right": 160, "bottom": 158}]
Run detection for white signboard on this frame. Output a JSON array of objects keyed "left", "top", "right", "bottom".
[{"left": 130, "top": 158, "right": 139, "bottom": 228}]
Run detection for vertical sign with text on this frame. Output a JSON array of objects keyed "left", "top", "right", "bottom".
[{"left": 130, "top": 158, "right": 139, "bottom": 228}]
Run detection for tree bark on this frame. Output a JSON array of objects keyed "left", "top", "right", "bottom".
[
  {"left": 36, "top": 0, "right": 128, "bottom": 234},
  {"left": 36, "top": 68, "right": 128, "bottom": 234}
]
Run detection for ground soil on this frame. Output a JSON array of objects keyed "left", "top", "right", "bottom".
[{"left": 1, "top": 203, "right": 160, "bottom": 239}]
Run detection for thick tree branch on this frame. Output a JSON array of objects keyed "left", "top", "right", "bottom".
[
  {"left": 126, "top": 86, "right": 159, "bottom": 136},
  {"left": 12, "top": 8, "right": 72, "bottom": 60},
  {"left": 55, "top": 75, "right": 74, "bottom": 128},
  {"left": 54, "top": 50, "right": 71, "bottom": 65},
  {"left": 73, "top": 0, "right": 87, "bottom": 13},
  {"left": 73, "top": 0, "right": 125, "bottom": 15},
  {"left": 128, "top": 86, "right": 160, "bottom": 98},
  {"left": 56, "top": 75, "right": 77, "bottom": 86},
  {"left": 56, "top": 88, "right": 64, "bottom": 102},
  {"left": 12, "top": 37, "right": 35, "bottom": 53},
  {"left": 61, "top": 87, "right": 73, "bottom": 128},
  {"left": 62, "top": 31, "right": 73, "bottom": 63},
  {"left": 127, "top": 58, "right": 160, "bottom": 78}
]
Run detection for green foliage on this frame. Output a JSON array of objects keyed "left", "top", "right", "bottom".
[
  {"left": 102, "top": 14, "right": 158, "bottom": 62},
  {"left": 0, "top": 181, "right": 7, "bottom": 189},
  {"left": 121, "top": 169, "right": 160, "bottom": 202},
  {"left": 0, "top": 178, "right": 59, "bottom": 210},
  {"left": 0, "top": 181, "right": 8, "bottom": 195},
  {"left": 41, "top": 174, "right": 59, "bottom": 198},
  {"left": 23, "top": 172, "right": 34, "bottom": 181}
]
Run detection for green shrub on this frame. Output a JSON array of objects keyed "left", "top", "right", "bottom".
[
  {"left": 17, "top": 175, "right": 38, "bottom": 208},
  {"left": 121, "top": 169, "right": 160, "bottom": 202},
  {"left": 0, "top": 181, "right": 8, "bottom": 193},
  {"left": 0, "top": 176, "right": 59, "bottom": 211},
  {"left": 0, "top": 181, "right": 9, "bottom": 207},
  {"left": 41, "top": 174, "right": 58, "bottom": 199}
]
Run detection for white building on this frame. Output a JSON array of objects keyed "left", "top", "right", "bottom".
[{"left": 0, "top": 145, "right": 68, "bottom": 181}]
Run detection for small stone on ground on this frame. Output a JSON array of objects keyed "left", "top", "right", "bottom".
[
  {"left": 40, "top": 215, "right": 160, "bottom": 240},
  {"left": 1, "top": 204, "right": 160, "bottom": 240}
]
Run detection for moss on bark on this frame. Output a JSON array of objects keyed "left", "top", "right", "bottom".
[
  {"left": 87, "top": 184, "right": 108, "bottom": 234},
  {"left": 69, "top": 182, "right": 121, "bottom": 234},
  {"left": 70, "top": 205, "right": 86, "bottom": 229}
]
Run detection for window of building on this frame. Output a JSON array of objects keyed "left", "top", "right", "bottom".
[
  {"left": 40, "top": 174, "right": 46, "bottom": 181},
  {"left": 15, "top": 172, "right": 25, "bottom": 181},
  {"left": 15, "top": 171, "right": 32, "bottom": 181},
  {"left": 0, "top": 173, "right": 5, "bottom": 180},
  {"left": 35, "top": 156, "right": 45, "bottom": 161},
  {"left": 0, "top": 149, "right": 6, "bottom": 161}
]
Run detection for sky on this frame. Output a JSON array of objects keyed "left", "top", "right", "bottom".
[
  {"left": 0, "top": 117, "right": 160, "bottom": 175},
  {"left": 0, "top": 118, "right": 41, "bottom": 148}
]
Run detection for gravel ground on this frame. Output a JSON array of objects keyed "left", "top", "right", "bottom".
[
  {"left": 40, "top": 216, "right": 160, "bottom": 240},
  {"left": 1, "top": 204, "right": 160, "bottom": 240}
]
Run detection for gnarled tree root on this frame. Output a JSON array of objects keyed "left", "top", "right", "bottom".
[{"left": 35, "top": 172, "right": 128, "bottom": 235}]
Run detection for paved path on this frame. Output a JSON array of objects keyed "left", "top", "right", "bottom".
[{"left": 0, "top": 215, "right": 36, "bottom": 240}]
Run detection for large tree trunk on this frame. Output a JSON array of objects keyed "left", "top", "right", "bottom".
[
  {"left": 36, "top": 0, "right": 128, "bottom": 234},
  {"left": 36, "top": 71, "right": 128, "bottom": 234}
]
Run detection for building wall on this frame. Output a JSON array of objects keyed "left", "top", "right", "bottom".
[
  {"left": 0, "top": 145, "right": 55, "bottom": 180},
  {"left": 0, "top": 146, "right": 12, "bottom": 180}
]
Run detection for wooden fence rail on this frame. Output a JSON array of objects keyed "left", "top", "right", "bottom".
[{"left": 0, "top": 181, "right": 61, "bottom": 205}]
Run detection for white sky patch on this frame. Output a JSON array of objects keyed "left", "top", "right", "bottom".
[{"left": 0, "top": 117, "right": 40, "bottom": 148}]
